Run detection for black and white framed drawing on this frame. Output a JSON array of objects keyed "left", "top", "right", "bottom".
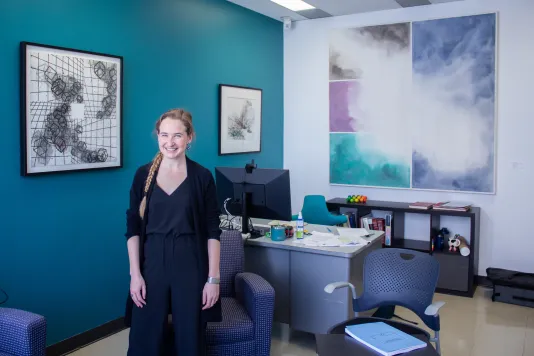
[
  {"left": 218, "top": 84, "right": 262, "bottom": 155},
  {"left": 20, "top": 41, "right": 123, "bottom": 176}
]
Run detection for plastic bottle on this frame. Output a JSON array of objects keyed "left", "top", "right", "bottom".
[{"left": 296, "top": 212, "right": 304, "bottom": 239}]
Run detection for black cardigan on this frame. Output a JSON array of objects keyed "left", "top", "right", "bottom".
[{"left": 123, "top": 155, "right": 222, "bottom": 326}]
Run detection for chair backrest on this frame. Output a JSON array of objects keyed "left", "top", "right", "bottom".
[
  {"left": 301, "top": 195, "right": 331, "bottom": 225},
  {"left": 219, "top": 229, "right": 245, "bottom": 298},
  {"left": 355, "top": 248, "right": 440, "bottom": 330}
]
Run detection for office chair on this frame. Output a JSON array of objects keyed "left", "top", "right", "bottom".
[
  {"left": 324, "top": 248, "right": 445, "bottom": 354},
  {"left": 291, "top": 195, "right": 347, "bottom": 226}
]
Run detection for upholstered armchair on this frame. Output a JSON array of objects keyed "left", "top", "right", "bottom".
[
  {"left": 206, "top": 229, "right": 275, "bottom": 356},
  {"left": 0, "top": 307, "right": 46, "bottom": 356}
]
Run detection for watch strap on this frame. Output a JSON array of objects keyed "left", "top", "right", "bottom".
[{"left": 207, "top": 277, "right": 220, "bottom": 284}]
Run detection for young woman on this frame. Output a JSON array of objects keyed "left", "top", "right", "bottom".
[{"left": 124, "top": 108, "right": 222, "bottom": 355}]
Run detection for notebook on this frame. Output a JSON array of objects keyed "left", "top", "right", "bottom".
[{"left": 345, "top": 322, "right": 427, "bottom": 356}]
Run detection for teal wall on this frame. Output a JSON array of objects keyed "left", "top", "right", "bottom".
[{"left": 0, "top": 0, "right": 283, "bottom": 346}]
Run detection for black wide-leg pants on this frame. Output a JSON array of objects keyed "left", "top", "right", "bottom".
[{"left": 127, "top": 233, "right": 206, "bottom": 356}]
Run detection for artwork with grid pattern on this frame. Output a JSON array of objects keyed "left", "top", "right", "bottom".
[{"left": 20, "top": 42, "right": 123, "bottom": 176}]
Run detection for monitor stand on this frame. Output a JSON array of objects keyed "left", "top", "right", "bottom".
[{"left": 241, "top": 191, "right": 263, "bottom": 239}]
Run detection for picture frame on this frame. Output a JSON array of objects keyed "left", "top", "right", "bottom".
[
  {"left": 218, "top": 84, "right": 262, "bottom": 155},
  {"left": 20, "top": 41, "right": 123, "bottom": 176}
]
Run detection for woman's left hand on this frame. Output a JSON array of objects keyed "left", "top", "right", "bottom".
[{"left": 202, "top": 282, "right": 220, "bottom": 310}]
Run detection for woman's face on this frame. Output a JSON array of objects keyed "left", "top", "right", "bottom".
[{"left": 157, "top": 118, "right": 191, "bottom": 159}]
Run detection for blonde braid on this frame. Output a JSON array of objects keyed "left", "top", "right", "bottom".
[{"left": 139, "top": 152, "right": 163, "bottom": 218}]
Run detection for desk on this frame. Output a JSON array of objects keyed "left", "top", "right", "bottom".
[{"left": 224, "top": 217, "right": 384, "bottom": 335}]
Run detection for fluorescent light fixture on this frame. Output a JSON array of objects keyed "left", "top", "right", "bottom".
[{"left": 270, "top": 0, "right": 315, "bottom": 12}]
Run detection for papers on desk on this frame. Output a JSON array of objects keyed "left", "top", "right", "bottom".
[
  {"left": 336, "top": 227, "right": 371, "bottom": 238},
  {"left": 295, "top": 229, "right": 371, "bottom": 247}
]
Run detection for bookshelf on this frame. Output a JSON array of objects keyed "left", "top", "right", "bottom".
[{"left": 326, "top": 198, "right": 480, "bottom": 297}]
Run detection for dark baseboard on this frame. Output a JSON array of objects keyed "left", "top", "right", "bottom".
[
  {"left": 46, "top": 317, "right": 126, "bottom": 356},
  {"left": 476, "top": 275, "right": 492, "bottom": 288}
]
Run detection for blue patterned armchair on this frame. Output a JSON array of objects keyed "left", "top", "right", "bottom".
[
  {"left": 205, "top": 229, "right": 275, "bottom": 356},
  {"left": 0, "top": 307, "right": 46, "bottom": 356}
]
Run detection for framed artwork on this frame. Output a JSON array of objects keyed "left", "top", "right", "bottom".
[
  {"left": 218, "top": 84, "right": 262, "bottom": 155},
  {"left": 328, "top": 12, "right": 497, "bottom": 194},
  {"left": 20, "top": 41, "right": 123, "bottom": 176}
]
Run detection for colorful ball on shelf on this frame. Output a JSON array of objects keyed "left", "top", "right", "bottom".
[{"left": 346, "top": 194, "right": 367, "bottom": 203}]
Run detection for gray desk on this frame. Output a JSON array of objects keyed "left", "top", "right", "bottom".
[{"left": 228, "top": 217, "right": 384, "bottom": 335}]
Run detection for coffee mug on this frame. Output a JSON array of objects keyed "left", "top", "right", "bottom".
[{"left": 270, "top": 225, "right": 287, "bottom": 241}]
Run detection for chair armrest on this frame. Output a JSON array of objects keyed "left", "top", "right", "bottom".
[
  {"left": 235, "top": 272, "right": 275, "bottom": 356},
  {"left": 0, "top": 307, "right": 47, "bottom": 356},
  {"left": 324, "top": 281, "right": 358, "bottom": 299},
  {"left": 424, "top": 301, "right": 446, "bottom": 316}
]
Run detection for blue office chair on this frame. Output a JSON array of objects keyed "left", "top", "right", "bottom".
[
  {"left": 324, "top": 248, "right": 445, "bottom": 354},
  {"left": 291, "top": 195, "right": 347, "bottom": 226}
]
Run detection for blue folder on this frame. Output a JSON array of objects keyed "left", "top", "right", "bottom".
[{"left": 345, "top": 322, "right": 427, "bottom": 355}]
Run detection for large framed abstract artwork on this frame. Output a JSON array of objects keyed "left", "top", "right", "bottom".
[
  {"left": 20, "top": 42, "right": 123, "bottom": 176},
  {"left": 218, "top": 84, "right": 262, "bottom": 155},
  {"left": 329, "top": 13, "right": 497, "bottom": 194}
]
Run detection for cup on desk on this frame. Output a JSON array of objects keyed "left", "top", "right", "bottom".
[{"left": 269, "top": 225, "right": 287, "bottom": 241}]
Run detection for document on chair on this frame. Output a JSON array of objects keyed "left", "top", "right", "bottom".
[{"left": 345, "top": 322, "right": 426, "bottom": 356}]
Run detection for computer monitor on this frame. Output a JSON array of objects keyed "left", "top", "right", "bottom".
[{"left": 215, "top": 161, "right": 292, "bottom": 237}]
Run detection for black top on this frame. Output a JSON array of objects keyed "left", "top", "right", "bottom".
[{"left": 146, "top": 177, "right": 195, "bottom": 237}]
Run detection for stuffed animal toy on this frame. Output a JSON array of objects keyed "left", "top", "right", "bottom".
[{"left": 448, "top": 234, "right": 461, "bottom": 252}]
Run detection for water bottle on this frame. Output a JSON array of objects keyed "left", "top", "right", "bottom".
[{"left": 296, "top": 212, "right": 304, "bottom": 239}]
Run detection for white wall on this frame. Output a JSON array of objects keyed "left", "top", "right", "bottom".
[{"left": 284, "top": 0, "right": 534, "bottom": 276}]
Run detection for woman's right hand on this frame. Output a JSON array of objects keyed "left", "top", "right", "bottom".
[{"left": 130, "top": 273, "right": 146, "bottom": 308}]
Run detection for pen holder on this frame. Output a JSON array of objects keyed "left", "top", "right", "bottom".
[{"left": 270, "top": 225, "right": 287, "bottom": 241}]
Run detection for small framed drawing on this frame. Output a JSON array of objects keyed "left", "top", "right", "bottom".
[
  {"left": 218, "top": 84, "right": 262, "bottom": 155},
  {"left": 20, "top": 41, "right": 123, "bottom": 176}
]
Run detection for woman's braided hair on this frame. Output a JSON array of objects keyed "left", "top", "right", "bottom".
[{"left": 138, "top": 108, "right": 195, "bottom": 218}]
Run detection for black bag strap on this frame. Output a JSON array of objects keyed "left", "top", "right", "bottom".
[{"left": 508, "top": 272, "right": 534, "bottom": 279}]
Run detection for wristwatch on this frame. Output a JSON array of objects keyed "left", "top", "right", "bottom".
[{"left": 207, "top": 277, "right": 220, "bottom": 284}]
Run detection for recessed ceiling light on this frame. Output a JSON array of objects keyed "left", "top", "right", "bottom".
[{"left": 270, "top": 0, "right": 315, "bottom": 12}]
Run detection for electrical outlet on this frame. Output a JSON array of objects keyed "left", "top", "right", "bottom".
[{"left": 512, "top": 162, "right": 524, "bottom": 170}]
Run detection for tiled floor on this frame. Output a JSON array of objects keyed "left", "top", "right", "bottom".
[{"left": 67, "top": 287, "right": 534, "bottom": 356}]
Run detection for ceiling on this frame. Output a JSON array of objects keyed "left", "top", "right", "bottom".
[{"left": 227, "top": 0, "right": 464, "bottom": 22}]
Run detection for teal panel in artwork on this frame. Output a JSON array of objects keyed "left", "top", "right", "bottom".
[{"left": 329, "top": 133, "right": 410, "bottom": 188}]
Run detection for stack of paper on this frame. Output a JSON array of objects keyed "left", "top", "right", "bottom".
[
  {"left": 336, "top": 227, "right": 372, "bottom": 241},
  {"left": 295, "top": 231, "right": 369, "bottom": 247}
]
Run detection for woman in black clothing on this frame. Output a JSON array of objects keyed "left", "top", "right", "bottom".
[{"left": 125, "top": 108, "right": 222, "bottom": 355}]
